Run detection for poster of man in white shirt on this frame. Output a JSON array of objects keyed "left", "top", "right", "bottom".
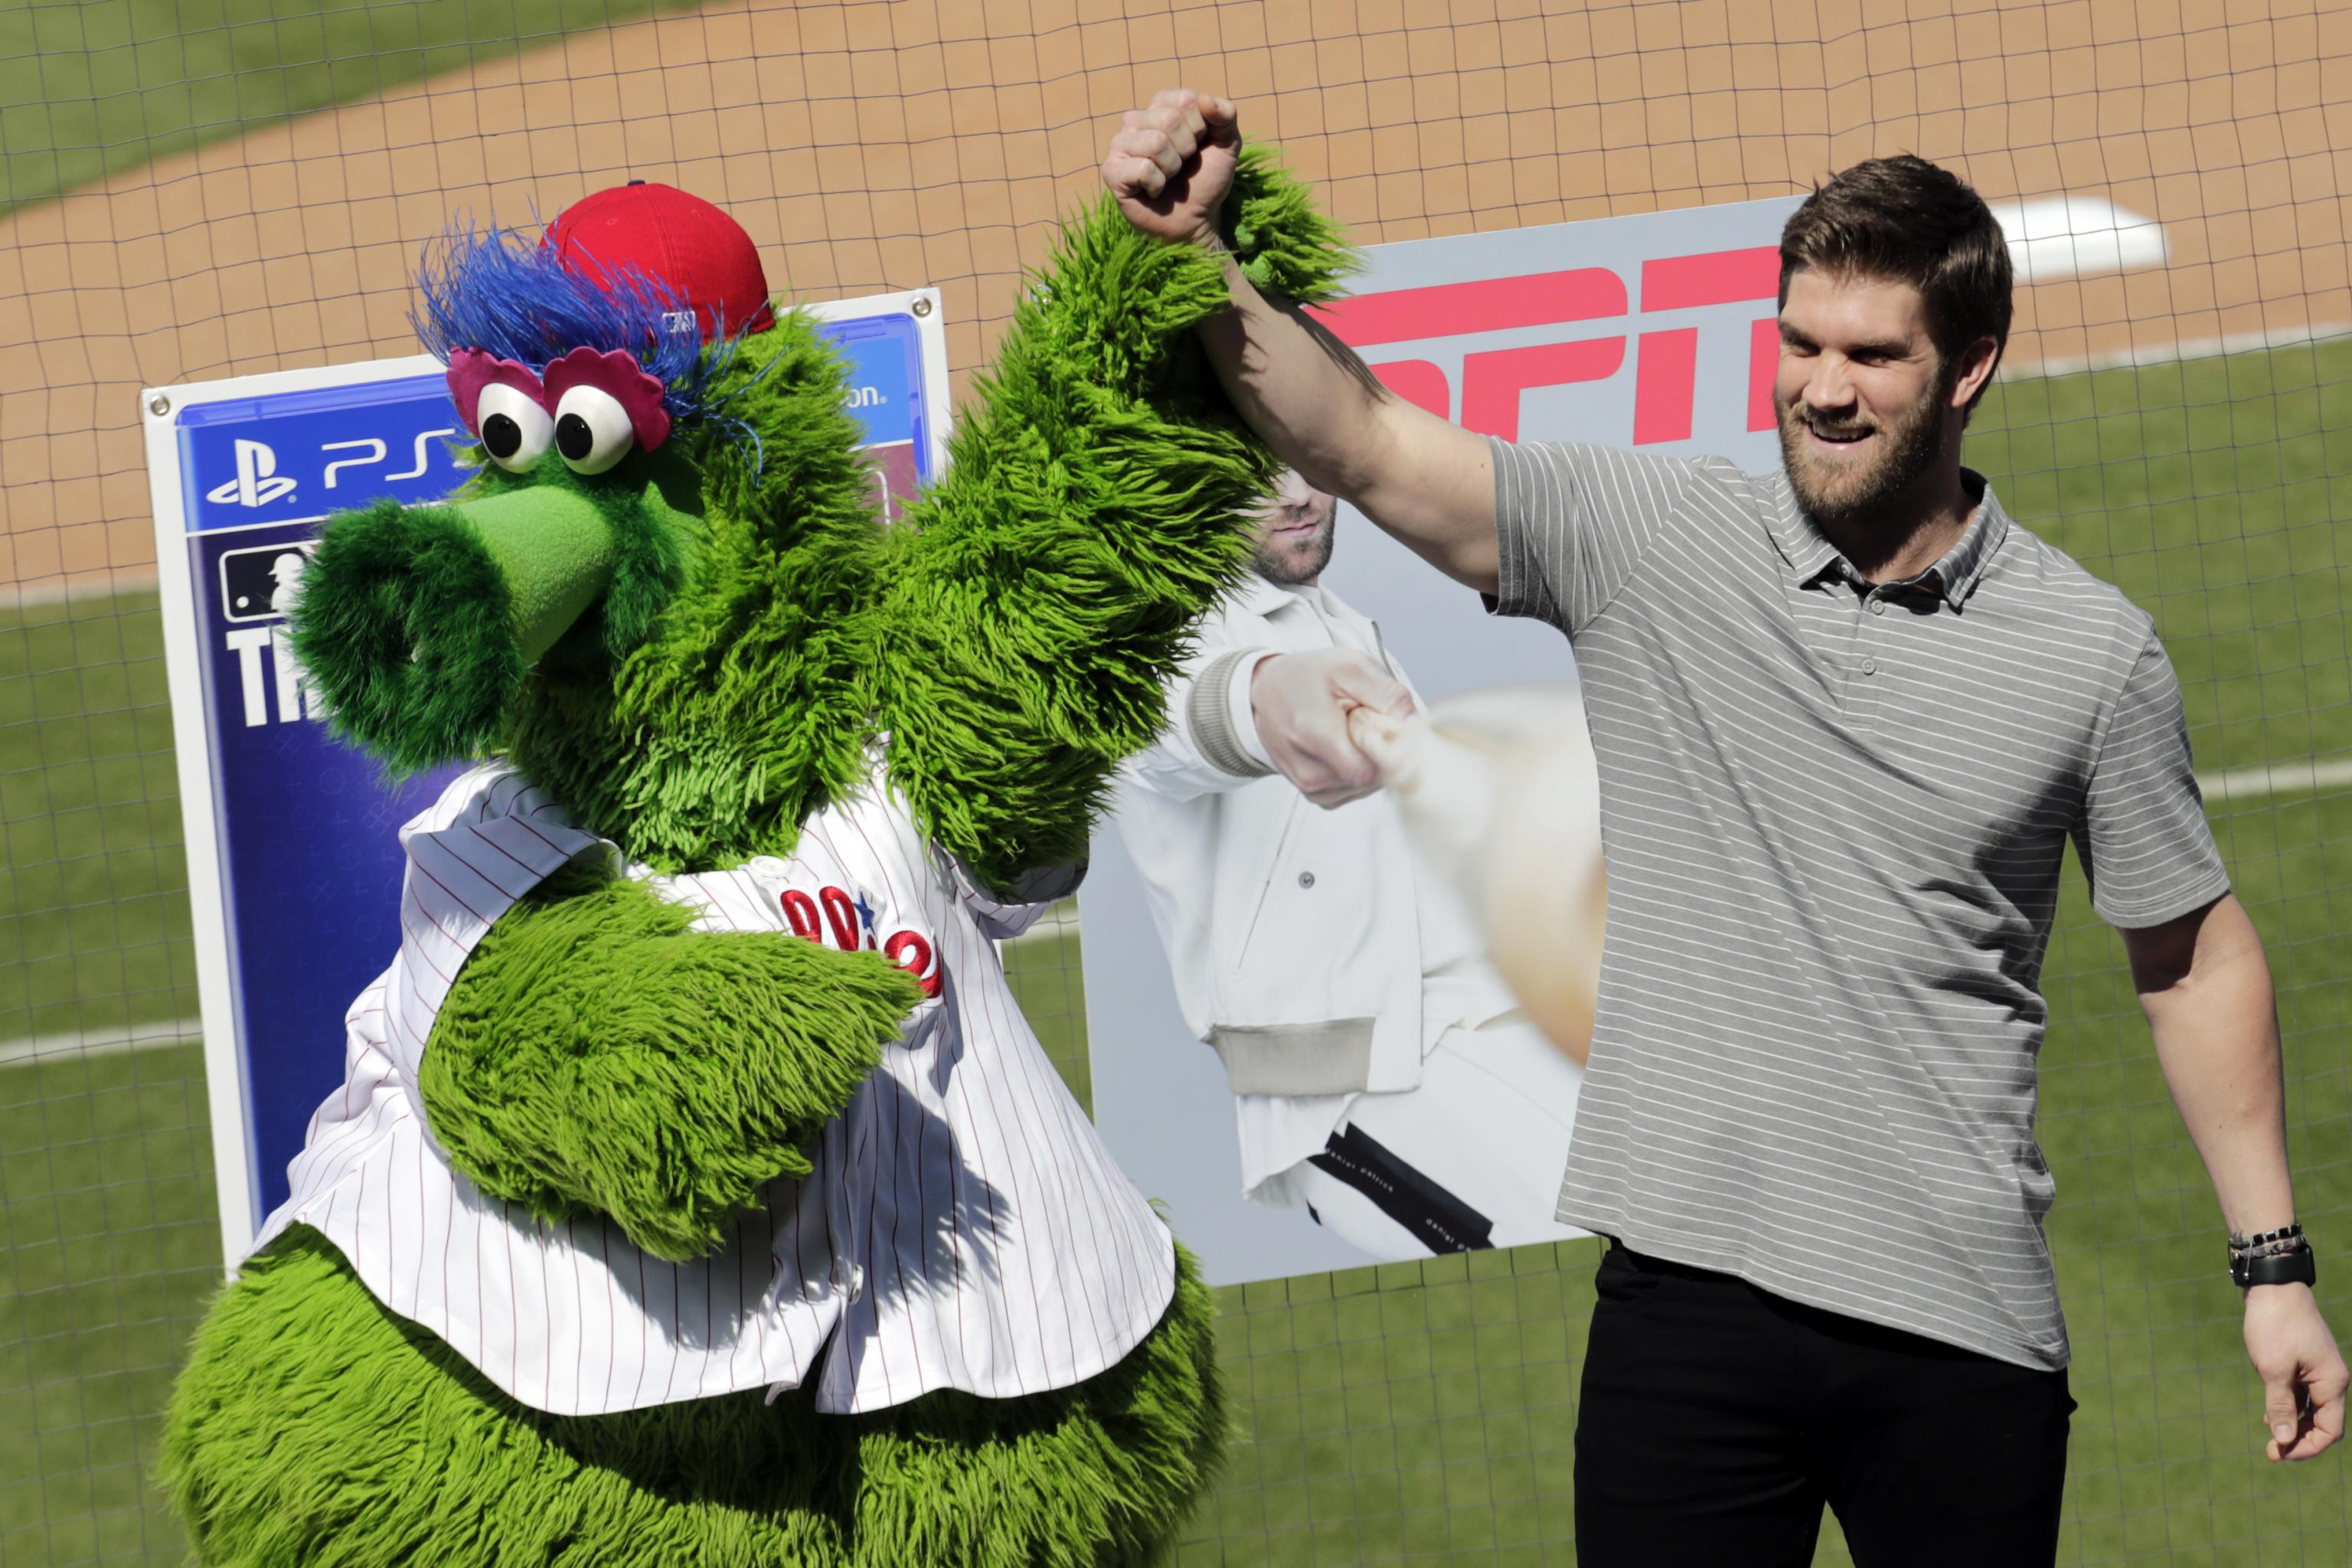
[
  {"left": 1110, "top": 472, "right": 1604, "bottom": 1264},
  {"left": 1078, "top": 195, "right": 1791, "bottom": 1286}
]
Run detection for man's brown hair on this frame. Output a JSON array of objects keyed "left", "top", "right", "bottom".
[{"left": 1778, "top": 154, "right": 2013, "bottom": 404}]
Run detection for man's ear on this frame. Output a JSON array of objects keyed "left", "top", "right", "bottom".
[{"left": 1950, "top": 332, "right": 2001, "bottom": 414}]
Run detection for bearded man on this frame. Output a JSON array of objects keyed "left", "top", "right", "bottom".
[{"left": 1101, "top": 91, "right": 2347, "bottom": 1566}]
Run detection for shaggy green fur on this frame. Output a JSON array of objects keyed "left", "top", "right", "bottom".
[
  {"left": 162, "top": 1230, "right": 1226, "bottom": 1568},
  {"left": 289, "top": 497, "right": 524, "bottom": 774},
  {"left": 197, "top": 145, "right": 1362, "bottom": 1568},
  {"left": 293, "top": 462, "right": 697, "bottom": 777},
  {"left": 873, "top": 146, "right": 1361, "bottom": 889},
  {"left": 289, "top": 151, "right": 1356, "bottom": 883},
  {"left": 499, "top": 313, "right": 886, "bottom": 871},
  {"left": 1222, "top": 145, "right": 1364, "bottom": 302},
  {"left": 419, "top": 858, "right": 920, "bottom": 1262}
]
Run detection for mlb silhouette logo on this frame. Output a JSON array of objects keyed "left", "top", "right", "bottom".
[{"left": 218, "top": 540, "right": 318, "bottom": 624}]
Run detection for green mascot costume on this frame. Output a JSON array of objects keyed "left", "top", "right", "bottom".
[{"left": 160, "top": 158, "right": 1350, "bottom": 1566}]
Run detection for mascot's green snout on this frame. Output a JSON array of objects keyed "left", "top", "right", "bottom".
[
  {"left": 163, "top": 165, "right": 1358, "bottom": 1567},
  {"left": 292, "top": 247, "right": 724, "bottom": 776},
  {"left": 292, "top": 446, "right": 701, "bottom": 773}
]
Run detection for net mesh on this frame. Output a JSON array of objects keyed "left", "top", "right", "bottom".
[{"left": 5, "top": 2, "right": 2350, "bottom": 1562}]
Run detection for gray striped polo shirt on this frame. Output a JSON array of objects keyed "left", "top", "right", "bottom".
[{"left": 1491, "top": 437, "right": 2229, "bottom": 1370}]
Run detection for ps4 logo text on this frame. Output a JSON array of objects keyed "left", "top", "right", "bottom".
[{"left": 198, "top": 427, "right": 463, "bottom": 518}]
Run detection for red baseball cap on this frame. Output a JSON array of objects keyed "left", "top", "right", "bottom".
[{"left": 541, "top": 181, "right": 776, "bottom": 340}]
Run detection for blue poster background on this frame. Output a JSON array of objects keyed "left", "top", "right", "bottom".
[{"left": 175, "top": 312, "right": 935, "bottom": 1229}]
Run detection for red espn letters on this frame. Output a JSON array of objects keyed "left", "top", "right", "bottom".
[{"left": 1307, "top": 245, "right": 1780, "bottom": 446}]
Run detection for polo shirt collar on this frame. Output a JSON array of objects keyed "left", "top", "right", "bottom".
[
  {"left": 1932, "top": 475, "right": 2011, "bottom": 609},
  {"left": 1765, "top": 482, "right": 1846, "bottom": 586},
  {"left": 1767, "top": 468, "right": 2013, "bottom": 609}
]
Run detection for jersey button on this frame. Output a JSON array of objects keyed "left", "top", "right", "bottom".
[
  {"left": 1868, "top": 598, "right": 1886, "bottom": 615},
  {"left": 1298, "top": 871, "right": 1316, "bottom": 889},
  {"left": 1860, "top": 658, "right": 1877, "bottom": 675}
]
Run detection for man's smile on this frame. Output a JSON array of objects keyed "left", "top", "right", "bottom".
[{"left": 1804, "top": 418, "right": 1876, "bottom": 451}]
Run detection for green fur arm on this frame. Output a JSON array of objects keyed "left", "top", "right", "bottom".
[
  {"left": 416, "top": 860, "right": 920, "bottom": 1261},
  {"left": 874, "top": 147, "right": 1358, "bottom": 890}
]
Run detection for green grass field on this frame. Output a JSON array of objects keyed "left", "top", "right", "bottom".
[
  {"left": 0, "top": 0, "right": 701, "bottom": 216},
  {"left": 4, "top": 337, "right": 2350, "bottom": 1564}
]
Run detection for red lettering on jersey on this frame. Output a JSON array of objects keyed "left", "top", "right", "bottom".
[
  {"left": 884, "top": 930, "right": 940, "bottom": 998},
  {"left": 780, "top": 889, "right": 822, "bottom": 942},
  {"left": 820, "top": 885, "right": 863, "bottom": 951}
]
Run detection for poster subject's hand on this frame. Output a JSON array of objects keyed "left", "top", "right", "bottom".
[
  {"left": 2246, "top": 1283, "right": 2349, "bottom": 1461},
  {"left": 1101, "top": 89, "right": 1242, "bottom": 247},
  {"left": 1250, "top": 648, "right": 1415, "bottom": 808}
]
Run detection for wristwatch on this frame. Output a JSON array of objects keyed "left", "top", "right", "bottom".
[{"left": 2230, "top": 1223, "right": 2318, "bottom": 1289}]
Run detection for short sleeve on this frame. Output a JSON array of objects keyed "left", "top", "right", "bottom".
[
  {"left": 2073, "top": 626, "right": 2230, "bottom": 928},
  {"left": 1488, "top": 437, "right": 1690, "bottom": 635}
]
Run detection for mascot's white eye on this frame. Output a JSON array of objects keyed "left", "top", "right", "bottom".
[
  {"left": 475, "top": 383, "right": 553, "bottom": 472},
  {"left": 552, "top": 384, "right": 635, "bottom": 475}
]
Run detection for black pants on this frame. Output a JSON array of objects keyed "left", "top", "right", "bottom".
[{"left": 1576, "top": 1244, "right": 2074, "bottom": 1566}]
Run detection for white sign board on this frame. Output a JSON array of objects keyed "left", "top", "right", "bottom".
[
  {"left": 144, "top": 292, "right": 951, "bottom": 1261},
  {"left": 1082, "top": 198, "right": 1802, "bottom": 1286}
]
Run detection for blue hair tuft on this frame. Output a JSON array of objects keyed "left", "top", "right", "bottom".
[{"left": 411, "top": 218, "right": 770, "bottom": 451}]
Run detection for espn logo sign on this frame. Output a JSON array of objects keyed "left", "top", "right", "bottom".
[{"left": 1308, "top": 243, "right": 1782, "bottom": 447}]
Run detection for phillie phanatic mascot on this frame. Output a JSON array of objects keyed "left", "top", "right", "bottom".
[{"left": 161, "top": 160, "right": 1350, "bottom": 1565}]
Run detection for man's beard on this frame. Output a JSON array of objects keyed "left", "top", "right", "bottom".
[
  {"left": 1253, "top": 515, "right": 1336, "bottom": 585},
  {"left": 1777, "top": 371, "right": 1951, "bottom": 531}
]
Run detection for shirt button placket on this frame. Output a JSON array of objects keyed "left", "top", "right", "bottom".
[{"left": 1856, "top": 587, "right": 1886, "bottom": 726}]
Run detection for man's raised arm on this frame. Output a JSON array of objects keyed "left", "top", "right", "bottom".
[{"left": 1101, "top": 90, "right": 1500, "bottom": 595}]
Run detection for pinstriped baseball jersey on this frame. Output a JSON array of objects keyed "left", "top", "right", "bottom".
[
  {"left": 1489, "top": 439, "right": 2229, "bottom": 1373},
  {"left": 250, "top": 763, "right": 1174, "bottom": 1417}
]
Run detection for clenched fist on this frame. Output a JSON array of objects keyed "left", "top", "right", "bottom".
[
  {"left": 1100, "top": 88, "right": 1243, "bottom": 247},
  {"left": 1250, "top": 645, "right": 1415, "bottom": 809}
]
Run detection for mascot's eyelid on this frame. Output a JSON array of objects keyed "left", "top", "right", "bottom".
[
  {"left": 541, "top": 346, "right": 672, "bottom": 454},
  {"left": 446, "top": 349, "right": 548, "bottom": 436}
]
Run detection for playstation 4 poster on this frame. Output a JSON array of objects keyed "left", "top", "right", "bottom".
[{"left": 144, "top": 294, "right": 950, "bottom": 1259}]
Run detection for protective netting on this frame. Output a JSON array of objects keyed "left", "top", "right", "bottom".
[{"left": 4, "top": 2, "right": 2349, "bottom": 1562}]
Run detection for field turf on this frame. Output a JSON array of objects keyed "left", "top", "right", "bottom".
[
  {"left": 3, "top": 338, "right": 2350, "bottom": 1563},
  {"left": 0, "top": 0, "right": 699, "bottom": 216}
]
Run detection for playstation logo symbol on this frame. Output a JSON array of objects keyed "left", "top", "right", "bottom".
[{"left": 205, "top": 439, "right": 297, "bottom": 508}]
